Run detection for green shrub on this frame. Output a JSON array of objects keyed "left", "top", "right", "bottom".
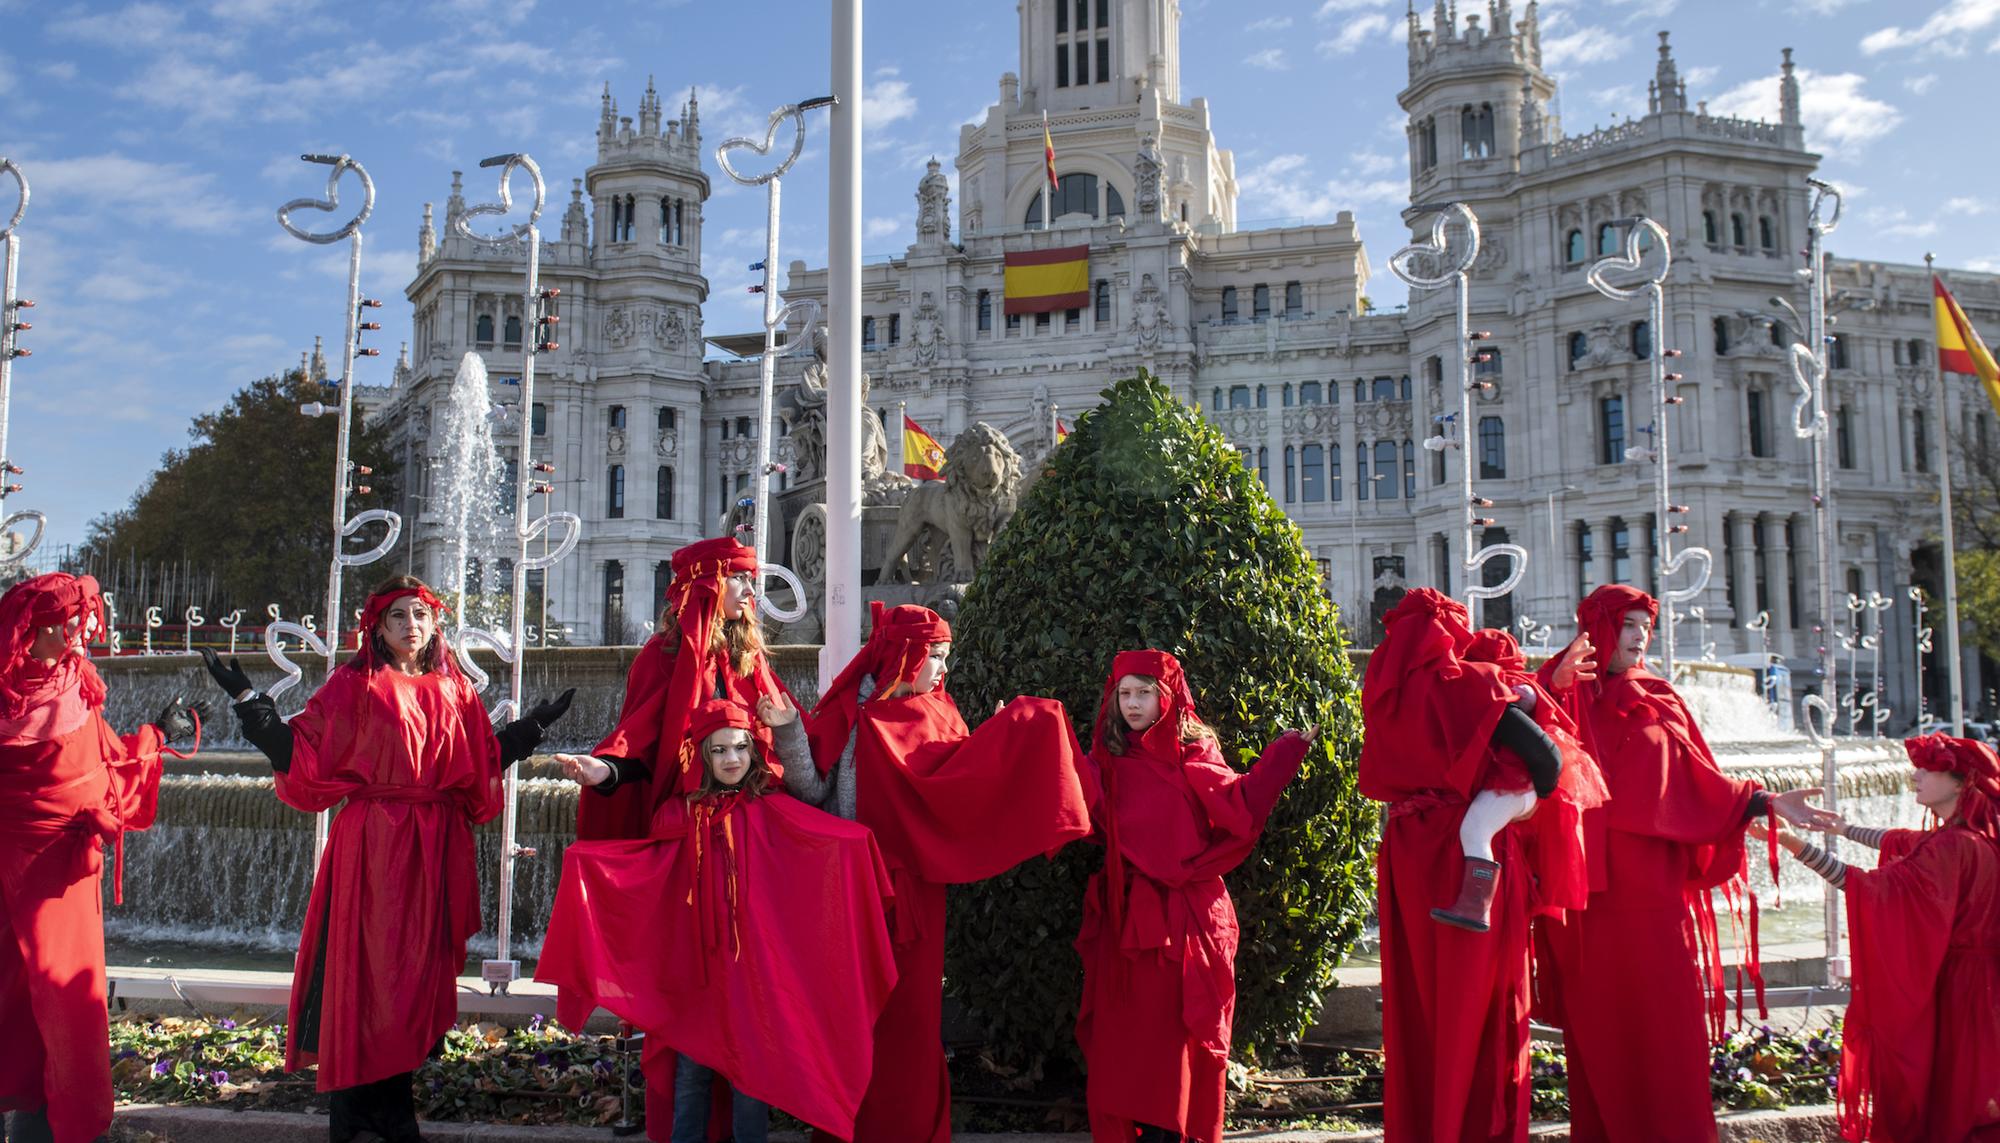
[{"left": 945, "top": 369, "right": 1375, "bottom": 1069}]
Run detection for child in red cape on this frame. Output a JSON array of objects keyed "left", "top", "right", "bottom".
[
  {"left": 795, "top": 601, "right": 1093, "bottom": 1143},
  {"left": 1359, "top": 588, "right": 1595, "bottom": 1143},
  {"left": 539, "top": 699, "right": 898, "bottom": 1142},
  {"left": 202, "top": 576, "right": 573, "bottom": 1143},
  {"left": 1534, "top": 584, "right": 1817, "bottom": 1143},
  {"left": 1074, "top": 648, "right": 1313, "bottom": 1143},
  {"left": 0, "top": 573, "right": 200, "bottom": 1143},
  {"left": 1756, "top": 733, "right": 2000, "bottom": 1142}
]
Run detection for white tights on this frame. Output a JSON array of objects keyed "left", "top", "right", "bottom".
[{"left": 1458, "top": 787, "right": 1540, "bottom": 862}]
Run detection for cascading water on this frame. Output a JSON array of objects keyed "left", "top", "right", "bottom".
[{"left": 433, "top": 351, "right": 509, "bottom": 633}]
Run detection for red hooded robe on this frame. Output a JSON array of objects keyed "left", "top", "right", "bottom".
[
  {"left": 1074, "top": 649, "right": 1307, "bottom": 1143},
  {"left": 0, "top": 574, "right": 168, "bottom": 1143},
  {"left": 1360, "top": 588, "right": 1571, "bottom": 1143},
  {"left": 537, "top": 700, "right": 900, "bottom": 1139},
  {"left": 806, "top": 603, "right": 1093, "bottom": 1143},
  {"left": 1534, "top": 584, "right": 1762, "bottom": 1143},
  {"left": 275, "top": 584, "right": 506, "bottom": 1092},
  {"left": 1837, "top": 734, "right": 2000, "bottom": 1143}
]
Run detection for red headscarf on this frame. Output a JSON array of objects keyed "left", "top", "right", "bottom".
[
  {"left": 0, "top": 572, "right": 110, "bottom": 723},
  {"left": 350, "top": 583, "right": 455, "bottom": 674},
  {"left": 1904, "top": 733, "right": 2000, "bottom": 840},
  {"left": 655, "top": 538, "right": 780, "bottom": 800},
  {"left": 1577, "top": 584, "right": 1660, "bottom": 683},
  {"left": 1359, "top": 588, "right": 1517, "bottom": 803},
  {"left": 1091, "top": 648, "right": 1198, "bottom": 762},
  {"left": 809, "top": 601, "right": 953, "bottom": 774}
]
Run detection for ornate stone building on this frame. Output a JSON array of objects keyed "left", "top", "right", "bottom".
[{"left": 375, "top": 1, "right": 2000, "bottom": 724}]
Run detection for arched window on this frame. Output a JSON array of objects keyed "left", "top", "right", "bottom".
[
  {"left": 660, "top": 197, "right": 672, "bottom": 244},
  {"left": 1730, "top": 213, "right": 1747, "bottom": 247},
  {"left": 475, "top": 314, "right": 494, "bottom": 344},
  {"left": 1373, "top": 376, "right": 1399, "bottom": 401},
  {"left": 1597, "top": 222, "right": 1618, "bottom": 257},
  {"left": 657, "top": 406, "right": 675, "bottom": 432},
  {"left": 1252, "top": 284, "right": 1271, "bottom": 321},
  {"left": 1702, "top": 210, "right": 1719, "bottom": 245},
  {"left": 1256, "top": 446, "right": 1269, "bottom": 490},
  {"left": 1567, "top": 331, "right": 1588, "bottom": 368},
  {"left": 1759, "top": 215, "right": 1775, "bottom": 249},
  {"left": 1211, "top": 387, "right": 1221, "bottom": 411},
  {"left": 1481, "top": 525, "right": 1514, "bottom": 630},
  {"left": 607, "top": 464, "right": 625, "bottom": 518},
  {"left": 1106, "top": 184, "right": 1125, "bottom": 219},
  {"left": 1228, "top": 385, "right": 1251, "bottom": 409},
  {"left": 622, "top": 194, "right": 636, "bottom": 242},
  {"left": 1479, "top": 416, "right": 1506, "bottom": 478},
  {"left": 1631, "top": 320, "right": 1651, "bottom": 360},
  {"left": 1403, "top": 438, "right": 1417, "bottom": 497},
  {"left": 1401, "top": 375, "right": 1412, "bottom": 399},
  {"left": 1475, "top": 347, "right": 1502, "bottom": 377},
  {"left": 1284, "top": 280, "right": 1303, "bottom": 317},
  {"left": 1094, "top": 279, "right": 1111, "bottom": 323},
  {"left": 1329, "top": 444, "right": 1342, "bottom": 500},
  {"left": 1600, "top": 396, "right": 1625, "bottom": 465},
  {"left": 1374, "top": 440, "right": 1401, "bottom": 500},
  {"left": 503, "top": 315, "right": 522, "bottom": 346},
  {"left": 1256, "top": 384, "right": 1268, "bottom": 409},
  {"left": 610, "top": 197, "right": 624, "bottom": 244},
  {"left": 1301, "top": 443, "right": 1325, "bottom": 502},
  {"left": 1299, "top": 381, "right": 1322, "bottom": 405},
  {"left": 656, "top": 466, "right": 673, "bottom": 519},
  {"left": 1221, "top": 286, "right": 1239, "bottom": 323},
  {"left": 1420, "top": 116, "right": 1439, "bottom": 170},
  {"left": 1565, "top": 229, "right": 1585, "bottom": 263},
  {"left": 608, "top": 405, "right": 627, "bottom": 430},
  {"left": 1460, "top": 103, "right": 1495, "bottom": 159},
  {"left": 977, "top": 290, "right": 992, "bottom": 332},
  {"left": 1770, "top": 319, "right": 1787, "bottom": 348}
]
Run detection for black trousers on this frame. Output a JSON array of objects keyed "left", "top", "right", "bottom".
[{"left": 328, "top": 1071, "right": 419, "bottom": 1143}]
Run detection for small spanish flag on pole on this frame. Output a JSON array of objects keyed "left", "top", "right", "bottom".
[
  {"left": 1056, "top": 418, "right": 1071, "bottom": 443},
  {"left": 904, "top": 414, "right": 946, "bottom": 481},
  {"left": 1935, "top": 274, "right": 2000, "bottom": 415},
  {"left": 1042, "top": 110, "right": 1056, "bottom": 232}
]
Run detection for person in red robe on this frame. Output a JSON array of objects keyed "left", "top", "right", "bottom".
[
  {"left": 0, "top": 573, "right": 198, "bottom": 1143},
  {"left": 555, "top": 536, "right": 806, "bottom": 1141},
  {"left": 795, "top": 601, "right": 1093, "bottom": 1143},
  {"left": 1360, "top": 588, "right": 1598, "bottom": 1143},
  {"left": 1074, "top": 648, "right": 1313, "bottom": 1143},
  {"left": 201, "top": 576, "right": 573, "bottom": 1143},
  {"left": 1535, "top": 583, "right": 1818, "bottom": 1143},
  {"left": 539, "top": 699, "right": 898, "bottom": 1141},
  {"left": 1755, "top": 733, "right": 2000, "bottom": 1142}
]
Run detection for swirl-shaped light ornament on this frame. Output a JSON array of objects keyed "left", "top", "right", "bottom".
[
  {"left": 1585, "top": 217, "right": 1710, "bottom": 676},
  {"left": 448, "top": 151, "right": 580, "bottom": 991},
  {"left": 0, "top": 158, "right": 45, "bottom": 567},
  {"left": 1389, "top": 202, "right": 1524, "bottom": 625},
  {"left": 1910, "top": 585, "right": 1934, "bottom": 728},
  {"left": 715, "top": 97, "right": 835, "bottom": 626}
]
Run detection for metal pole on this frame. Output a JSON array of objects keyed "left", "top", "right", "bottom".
[
  {"left": 0, "top": 157, "right": 47, "bottom": 571},
  {"left": 825, "top": 0, "right": 864, "bottom": 689},
  {"left": 1927, "top": 253, "right": 1967, "bottom": 736}
]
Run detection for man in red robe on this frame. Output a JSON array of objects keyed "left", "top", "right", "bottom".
[
  {"left": 1360, "top": 588, "right": 1593, "bottom": 1142},
  {"left": 0, "top": 574, "right": 197, "bottom": 1143},
  {"left": 1536, "top": 584, "right": 1816, "bottom": 1143}
]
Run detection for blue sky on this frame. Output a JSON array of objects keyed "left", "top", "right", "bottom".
[{"left": 1, "top": 0, "right": 1990, "bottom": 560}]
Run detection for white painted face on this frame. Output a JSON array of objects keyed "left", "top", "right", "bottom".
[
  {"left": 1605, "top": 608, "right": 1652, "bottom": 675},
  {"left": 721, "top": 571, "right": 756, "bottom": 621},
  {"left": 1116, "top": 674, "right": 1163, "bottom": 734},
  {"left": 704, "top": 727, "right": 756, "bottom": 787},
  {"left": 1912, "top": 767, "right": 1965, "bottom": 816},
  {"left": 378, "top": 597, "right": 437, "bottom": 668},
  {"left": 908, "top": 642, "right": 950, "bottom": 695}
]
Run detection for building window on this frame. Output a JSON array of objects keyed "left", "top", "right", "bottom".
[
  {"left": 602, "top": 561, "right": 624, "bottom": 642},
  {"left": 1105, "top": 184, "right": 1124, "bottom": 219},
  {"left": 1475, "top": 347, "right": 1502, "bottom": 378},
  {"left": 1837, "top": 405, "right": 1855, "bottom": 469},
  {"left": 1374, "top": 441, "right": 1401, "bottom": 500},
  {"left": 1228, "top": 385, "right": 1251, "bottom": 410},
  {"left": 1759, "top": 216, "right": 1776, "bottom": 250},
  {"left": 1055, "top": 40, "right": 1069, "bottom": 85},
  {"left": 606, "top": 464, "right": 625, "bottom": 518},
  {"left": 1096, "top": 0, "right": 1108, "bottom": 27},
  {"left": 476, "top": 314, "right": 494, "bottom": 344},
  {"left": 1221, "top": 286, "right": 1238, "bottom": 323},
  {"left": 1600, "top": 395, "right": 1625, "bottom": 464},
  {"left": 1830, "top": 334, "right": 1851, "bottom": 370},
  {"left": 1577, "top": 524, "right": 1594, "bottom": 599},
  {"left": 1373, "top": 376, "right": 1399, "bottom": 401},
  {"left": 1076, "top": 39, "right": 1089, "bottom": 84},
  {"left": 1282, "top": 445, "right": 1296, "bottom": 503},
  {"left": 888, "top": 314, "right": 901, "bottom": 345},
  {"left": 1065, "top": 307, "right": 1080, "bottom": 330},
  {"left": 1329, "top": 444, "right": 1342, "bottom": 501},
  {"left": 1256, "top": 446, "right": 1268, "bottom": 491},
  {"left": 1714, "top": 316, "right": 1731, "bottom": 355},
  {"left": 608, "top": 405, "right": 627, "bottom": 431},
  {"left": 1611, "top": 519, "right": 1632, "bottom": 584},
  {"left": 1284, "top": 281, "right": 1302, "bottom": 317},
  {"left": 503, "top": 315, "right": 522, "bottom": 346},
  {"left": 1631, "top": 320, "right": 1652, "bottom": 360},
  {"left": 1748, "top": 389, "right": 1770, "bottom": 458},
  {"left": 1403, "top": 439, "right": 1416, "bottom": 497},
  {"left": 1094, "top": 280, "right": 1111, "bottom": 323},
  {"left": 1301, "top": 443, "right": 1325, "bottom": 502},
  {"left": 655, "top": 466, "right": 673, "bottom": 519},
  {"left": 862, "top": 316, "right": 876, "bottom": 349},
  {"left": 1096, "top": 38, "right": 1110, "bottom": 83},
  {"left": 1731, "top": 213, "right": 1747, "bottom": 247},
  {"left": 657, "top": 406, "right": 675, "bottom": 432},
  {"left": 1299, "top": 380, "right": 1322, "bottom": 405},
  {"left": 1256, "top": 385, "right": 1268, "bottom": 409},
  {"left": 1595, "top": 222, "right": 1617, "bottom": 257},
  {"left": 1252, "top": 283, "right": 1271, "bottom": 321},
  {"left": 531, "top": 402, "right": 547, "bottom": 436},
  {"left": 1479, "top": 416, "right": 1506, "bottom": 478},
  {"left": 735, "top": 415, "right": 752, "bottom": 439},
  {"left": 1567, "top": 331, "right": 1588, "bottom": 369},
  {"left": 1914, "top": 409, "right": 1931, "bottom": 473},
  {"left": 1460, "top": 103, "right": 1495, "bottom": 159},
  {"left": 1481, "top": 526, "right": 1514, "bottom": 631},
  {"left": 1770, "top": 319, "right": 1788, "bottom": 348},
  {"left": 1026, "top": 173, "right": 1102, "bottom": 224},
  {"left": 1702, "top": 210, "right": 1718, "bottom": 245},
  {"left": 1035, "top": 311, "right": 1051, "bottom": 331},
  {"left": 1418, "top": 115, "right": 1438, "bottom": 170},
  {"left": 977, "top": 290, "right": 992, "bottom": 331},
  {"left": 1005, "top": 312, "right": 1020, "bottom": 333},
  {"left": 1565, "top": 229, "right": 1585, "bottom": 263}
]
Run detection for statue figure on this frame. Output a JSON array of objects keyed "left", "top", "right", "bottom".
[{"left": 877, "top": 423, "right": 1023, "bottom": 585}]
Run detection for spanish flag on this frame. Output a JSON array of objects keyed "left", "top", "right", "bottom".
[
  {"left": 1055, "top": 418, "right": 1071, "bottom": 443},
  {"left": 1004, "top": 244, "right": 1090, "bottom": 316},
  {"left": 1935, "top": 276, "right": 2000, "bottom": 415},
  {"left": 1043, "top": 113, "right": 1057, "bottom": 194},
  {"left": 904, "top": 415, "right": 946, "bottom": 481}
]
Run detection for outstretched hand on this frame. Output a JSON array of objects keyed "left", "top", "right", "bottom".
[
  {"left": 1292, "top": 724, "right": 1321, "bottom": 747},
  {"left": 1769, "top": 786, "right": 1841, "bottom": 831},
  {"left": 757, "top": 692, "right": 798, "bottom": 728},
  {"left": 1550, "top": 636, "right": 1599, "bottom": 691},
  {"left": 527, "top": 687, "right": 576, "bottom": 730},
  {"left": 554, "top": 752, "right": 613, "bottom": 788},
  {"left": 199, "top": 647, "right": 254, "bottom": 700}
]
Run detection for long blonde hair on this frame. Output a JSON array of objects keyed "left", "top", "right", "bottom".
[{"left": 657, "top": 598, "right": 767, "bottom": 677}]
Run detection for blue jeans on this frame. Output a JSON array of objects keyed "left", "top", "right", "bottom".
[{"left": 670, "top": 1055, "right": 768, "bottom": 1143}]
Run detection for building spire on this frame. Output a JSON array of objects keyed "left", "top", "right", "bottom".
[
  {"left": 1779, "top": 47, "right": 1801, "bottom": 127},
  {"left": 418, "top": 201, "right": 435, "bottom": 262},
  {"left": 1654, "top": 31, "right": 1684, "bottom": 112}
]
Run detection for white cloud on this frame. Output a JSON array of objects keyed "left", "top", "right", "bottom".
[
  {"left": 1247, "top": 16, "right": 1294, "bottom": 31},
  {"left": 1706, "top": 68, "right": 1903, "bottom": 155},
  {"left": 1904, "top": 74, "right": 1939, "bottom": 94},
  {"left": 1683, "top": 65, "right": 1720, "bottom": 89},
  {"left": 1792, "top": 0, "right": 1863, "bottom": 11},
  {"left": 38, "top": 61, "right": 77, "bottom": 82},
  {"left": 1245, "top": 48, "right": 1289, "bottom": 71},
  {"left": 49, "top": 3, "right": 232, "bottom": 55},
  {"left": 865, "top": 217, "right": 903, "bottom": 240},
  {"left": 78, "top": 259, "right": 186, "bottom": 304},
  {"left": 1862, "top": 0, "right": 2000, "bottom": 55},
  {"left": 1352, "top": 150, "right": 1397, "bottom": 175},
  {"left": 1947, "top": 197, "right": 1993, "bottom": 216},
  {"left": 1316, "top": 0, "right": 1394, "bottom": 14},
  {"left": 1237, "top": 152, "right": 1405, "bottom": 221},
  {"left": 862, "top": 76, "right": 917, "bottom": 128},
  {"left": 1862, "top": 207, "right": 1939, "bottom": 239},
  {"left": 1318, "top": 13, "right": 1392, "bottom": 55},
  {"left": 26, "top": 153, "right": 245, "bottom": 234},
  {"left": 1542, "top": 26, "right": 1629, "bottom": 68}
]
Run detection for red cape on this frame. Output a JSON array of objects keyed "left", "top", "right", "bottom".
[
  {"left": 538, "top": 791, "right": 898, "bottom": 1138},
  {"left": 1840, "top": 827, "right": 2000, "bottom": 1142},
  {"left": 276, "top": 664, "right": 504, "bottom": 1091}
]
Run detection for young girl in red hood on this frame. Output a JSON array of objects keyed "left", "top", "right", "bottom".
[
  {"left": 0, "top": 573, "right": 201, "bottom": 1143},
  {"left": 1074, "top": 649, "right": 1313, "bottom": 1143}
]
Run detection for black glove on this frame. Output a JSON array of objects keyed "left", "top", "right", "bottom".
[
  {"left": 199, "top": 647, "right": 254, "bottom": 698},
  {"left": 526, "top": 687, "right": 576, "bottom": 731},
  {"left": 152, "top": 697, "right": 212, "bottom": 745}
]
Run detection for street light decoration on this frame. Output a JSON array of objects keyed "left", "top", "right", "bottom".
[{"left": 0, "top": 157, "right": 48, "bottom": 567}]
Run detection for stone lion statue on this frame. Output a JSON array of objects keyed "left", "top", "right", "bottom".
[{"left": 877, "top": 422, "right": 1023, "bottom": 585}]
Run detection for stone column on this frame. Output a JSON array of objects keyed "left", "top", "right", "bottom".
[
  {"left": 1631, "top": 514, "right": 1655, "bottom": 596},
  {"left": 1730, "top": 510, "right": 1757, "bottom": 627},
  {"left": 1764, "top": 511, "right": 1794, "bottom": 657},
  {"left": 1592, "top": 518, "right": 1617, "bottom": 591}
]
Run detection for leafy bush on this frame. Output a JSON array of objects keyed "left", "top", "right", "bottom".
[{"left": 945, "top": 369, "right": 1375, "bottom": 1068}]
